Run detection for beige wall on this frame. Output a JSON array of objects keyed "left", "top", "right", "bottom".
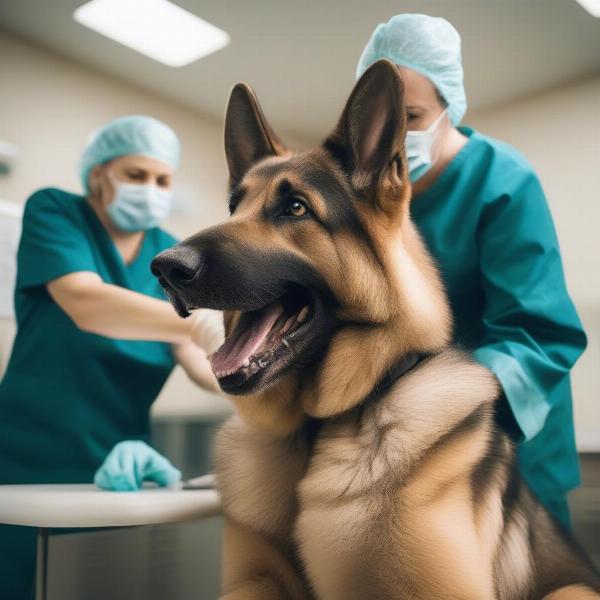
[
  {"left": 468, "top": 75, "right": 600, "bottom": 450},
  {"left": 0, "top": 31, "right": 232, "bottom": 417}
]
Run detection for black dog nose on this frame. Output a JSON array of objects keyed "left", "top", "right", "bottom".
[{"left": 151, "top": 246, "right": 204, "bottom": 289}]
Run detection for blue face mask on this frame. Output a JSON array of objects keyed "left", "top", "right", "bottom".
[
  {"left": 106, "top": 173, "right": 173, "bottom": 232},
  {"left": 405, "top": 109, "right": 448, "bottom": 182}
]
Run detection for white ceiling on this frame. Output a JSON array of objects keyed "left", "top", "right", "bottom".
[{"left": 1, "top": 0, "right": 599, "bottom": 143}]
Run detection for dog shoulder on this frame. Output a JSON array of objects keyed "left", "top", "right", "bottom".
[{"left": 215, "top": 415, "right": 310, "bottom": 542}]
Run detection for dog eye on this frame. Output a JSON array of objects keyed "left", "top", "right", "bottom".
[{"left": 284, "top": 198, "right": 309, "bottom": 218}]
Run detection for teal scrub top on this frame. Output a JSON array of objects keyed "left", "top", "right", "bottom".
[
  {"left": 0, "top": 188, "right": 178, "bottom": 484},
  {"left": 410, "top": 128, "right": 587, "bottom": 506}
]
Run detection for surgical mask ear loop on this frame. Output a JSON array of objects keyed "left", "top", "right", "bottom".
[
  {"left": 425, "top": 108, "right": 449, "bottom": 165},
  {"left": 406, "top": 108, "right": 448, "bottom": 138},
  {"left": 87, "top": 167, "right": 114, "bottom": 205},
  {"left": 105, "top": 169, "right": 124, "bottom": 206}
]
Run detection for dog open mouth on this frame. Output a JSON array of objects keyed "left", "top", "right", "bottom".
[
  {"left": 151, "top": 246, "right": 337, "bottom": 395},
  {"left": 209, "top": 287, "right": 317, "bottom": 394}
]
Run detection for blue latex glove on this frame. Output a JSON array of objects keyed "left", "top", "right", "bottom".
[{"left": 94, "top": 440, "right": 182, "bottom": 491}]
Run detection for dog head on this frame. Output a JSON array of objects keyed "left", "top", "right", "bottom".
[{"left": 152, "top": 60, "right": 451, "bottom": 431}]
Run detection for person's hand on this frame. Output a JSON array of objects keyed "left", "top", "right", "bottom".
[
  {"left": 94, "top": 440, "right": 181, "bottom": 491},
  {"left": 190, "top": 309, "right": 225, "bottom": 356}
]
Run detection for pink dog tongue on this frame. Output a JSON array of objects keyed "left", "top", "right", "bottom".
[{"left": 211, "top": 302, "right": 284, "bottom": 375}]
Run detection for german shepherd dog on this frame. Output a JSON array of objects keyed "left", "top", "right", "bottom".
[{"left": 151, "top": 60, "right": 600, "bottom": 599}]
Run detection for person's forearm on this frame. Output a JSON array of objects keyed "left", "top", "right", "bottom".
[
  {"left": 78, "top": 283, "right": 192, "bottom": 343},
  {"left": 48, "top": 273, "right": 192, "bottom": 343}
]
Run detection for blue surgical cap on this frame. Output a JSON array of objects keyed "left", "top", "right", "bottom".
[
  {"left": 79, "top": 115, "right": 180, "bottom": 192},
  {"left": 356, "top": 14, "right": 467, "bottom": 126}
]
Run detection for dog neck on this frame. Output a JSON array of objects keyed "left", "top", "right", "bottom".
[{"left": 358, "top": 351, "right": 430, "bottom": 407}]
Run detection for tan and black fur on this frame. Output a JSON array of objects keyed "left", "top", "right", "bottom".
[{"left": 152, "top": 60, "right": 600, "bottom": 599}]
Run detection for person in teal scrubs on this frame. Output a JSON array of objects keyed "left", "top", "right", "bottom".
[
  {"left": 0, "top": 115, "right": 223, "bottom": 599},
  {"left": 357, "top": 15, "right": 587, "bottom": 528}
]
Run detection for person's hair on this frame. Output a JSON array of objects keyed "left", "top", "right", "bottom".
[
  {"left": 393, "top": 63, "right": 448, "bottom": 109},
  {"left": 435, "top": 88, "right": 449, "bottom": 109}
]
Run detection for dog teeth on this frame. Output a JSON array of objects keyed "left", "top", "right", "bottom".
[
  {"left": 281, "top": 315, "right": 296, "bottom": 334},
  {"left": 249, "top": 362, "right": 259, "bottom": 374},
  {"left": 242, "top": 358, "right": 250, "bottom": 368},
  {"left": 280, "top": 306, "right": 309, "bottom": 336},
  {"left": 215, "top": 366, "right": 240, "bottom": 378},
  {"left": 297, "top": 305, "right": 309, "bottom": 323},
  {"left": 258, "top": 350, "right": 273, "bottom": 368}
]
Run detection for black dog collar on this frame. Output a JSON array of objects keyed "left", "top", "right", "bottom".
[{"left": 362, "top": 351, "right": 431, "bottom": 407}]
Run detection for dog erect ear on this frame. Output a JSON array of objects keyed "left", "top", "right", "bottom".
[
  {"left": 224, "top": 83, "right": 287, "bottom": 187},
  {"left": 324, "top": 59, "right": 408, "bottom": 211}
]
